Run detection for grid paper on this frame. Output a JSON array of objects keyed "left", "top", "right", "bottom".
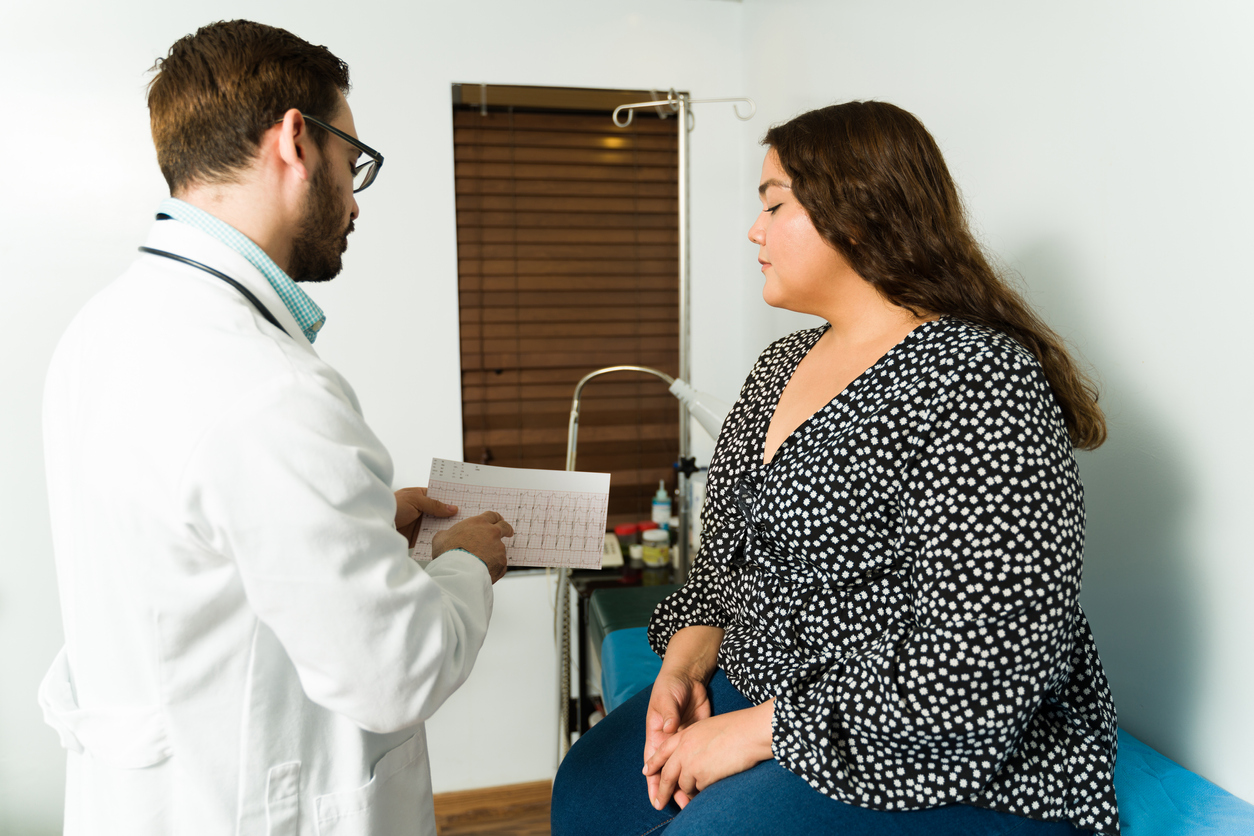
[{"left": 410, "top": 459, "right": 610, "bottom": 570}]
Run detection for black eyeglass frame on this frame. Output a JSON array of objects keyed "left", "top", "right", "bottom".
[{"left": 299, "top": 113, "right": 384, "bottom": 193}]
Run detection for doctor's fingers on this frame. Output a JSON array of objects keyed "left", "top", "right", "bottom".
[
  {"left": 396, "top": 487, "right": 458, "bottom": 520},
  {"left": 469, "top": 511, "right": 514, "bottom": 539}
]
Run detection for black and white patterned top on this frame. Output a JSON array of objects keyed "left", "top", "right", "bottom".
[{"left": 649, "top": 319, "right": 1120, "bottom": 834}]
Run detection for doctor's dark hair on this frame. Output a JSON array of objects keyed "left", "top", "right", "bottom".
[
  {"left": 762, "top": 102, "right": 1106, "bottom": 450},
  {"left": 147, "top": 20, "right": 350, "bottom": 194}
]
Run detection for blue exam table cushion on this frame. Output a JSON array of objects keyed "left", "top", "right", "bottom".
[
  {"left": 599, "top": 628, "right": 1254, "bottom": 835},
  {"left": 1114, "top": 730, "right": 1254, "bottom": 835},
  {"left": 600, "top": 627, "right": 661, "bottom": 715}
]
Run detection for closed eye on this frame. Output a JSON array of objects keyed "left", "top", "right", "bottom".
[{"left": 766, "top": 203, "right": 783, "bottom": 214}]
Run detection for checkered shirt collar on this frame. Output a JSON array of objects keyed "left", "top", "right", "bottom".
[{"left": 156, "top": 198, "right": 326, "bottom": 342}]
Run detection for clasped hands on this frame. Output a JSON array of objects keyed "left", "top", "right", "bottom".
[
  {"left": 642, "top": 662, "right": 775, "bottom": 811},
  {"left": 394, "top": 487, "right": 512, "bottom": 583}
]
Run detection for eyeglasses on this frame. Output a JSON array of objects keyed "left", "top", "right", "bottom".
[{"left": 300, "top": 113, "right": 384, "bottom": 193}]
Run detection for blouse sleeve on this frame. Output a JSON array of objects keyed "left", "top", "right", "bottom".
[
  {"left": 647, "top": 337, "right": 792, "bottom": 656},
  {"left": 770, "top": 345, "right": 1085, "bottom": 809}
]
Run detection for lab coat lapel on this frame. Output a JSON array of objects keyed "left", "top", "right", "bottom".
[{"left": 141, "top": 220, "right": 317, "bottom": 355}]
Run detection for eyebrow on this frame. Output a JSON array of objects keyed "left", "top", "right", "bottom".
[{"left": 758, "top": 178, "right": 791, "bottom": 196}]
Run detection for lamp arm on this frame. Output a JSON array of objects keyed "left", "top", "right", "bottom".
[{"left": 566, "top": 365, "right": 676, "bottom": 472}]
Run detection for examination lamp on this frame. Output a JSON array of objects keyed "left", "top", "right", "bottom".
[
  {"left": 565, "top": 365, "right": 731, "bottom": 469},
  {"left": 557, "top": 365, "right": 731, "bottom": 759}
]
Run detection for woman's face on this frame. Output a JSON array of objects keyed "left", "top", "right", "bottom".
[{"left": 748, "top": 150, "right": 856, "bottom": 315}]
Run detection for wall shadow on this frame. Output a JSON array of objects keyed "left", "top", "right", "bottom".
[{"left": 1012, "top": 242, "right": 1203, "bottom": 767}]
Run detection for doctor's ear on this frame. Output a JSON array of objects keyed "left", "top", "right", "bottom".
[{"left": 275, "top": 109, "right": 312, "bottom": 177}]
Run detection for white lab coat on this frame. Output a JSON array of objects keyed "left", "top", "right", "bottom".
[{"left": 40, "top": 219, "right": 492, "bottom": 835}]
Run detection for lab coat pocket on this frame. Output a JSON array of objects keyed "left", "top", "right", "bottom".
[
  {"left": 267, "top": 761, "right": 301, "bottom": 836},
  {"left": 38, "top": 645, "right": 172, "bottom": 768},
  {"left": 315, "top": 731, "right": 432, "bottom": 836}
]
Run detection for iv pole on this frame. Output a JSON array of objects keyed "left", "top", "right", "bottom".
[
  {"left": 555, "top": 91, "right": 754, "bottom": 762},
  {"left": 611, "top": 90, "right": 754, "bottom": 588}
]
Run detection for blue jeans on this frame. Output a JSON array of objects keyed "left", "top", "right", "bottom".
[{"left": 551, "top": 670, "right": 1090, "bottom": 836}]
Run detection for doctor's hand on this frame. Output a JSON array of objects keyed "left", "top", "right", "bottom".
[
  {"left": 432, "top": 511, "right": 513, "bottom": 583},
  {"left": 394, "top": 487, "right": 458, "bottom": 549}
]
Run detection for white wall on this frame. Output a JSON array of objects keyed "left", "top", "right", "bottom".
[
  {"left": 9, "top": 0, "right": 1252, "bottom": 829},
  {"left": 0, "top": 1, "right": 745, "bottom": 832},
  {"left": 740, "top": 0, "right": 1254, "bottom": 802}
]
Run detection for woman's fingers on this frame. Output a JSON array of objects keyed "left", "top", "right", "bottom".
[
  {"left": 643, "top": 676, "right": 688, "bottom": 762},
  {"left": 642, "top": 729, "right": 681, "bottom": 776},
  {"left": 653, "top": 747, "right": 686, "bottom": 809},
  {"left": 690, "top": 681, "right": 712, "bottom": 723}
]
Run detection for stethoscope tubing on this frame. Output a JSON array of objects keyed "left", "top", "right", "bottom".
[{"left": 138, "top": 246, "right": 292, "bottom": 339}]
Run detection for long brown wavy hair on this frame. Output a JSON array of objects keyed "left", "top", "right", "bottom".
[{"left": 763, "top": 102, "right": 1105, "bottom": 450}]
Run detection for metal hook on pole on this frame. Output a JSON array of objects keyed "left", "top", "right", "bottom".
[
  {"left": 686, "top": 96, "right": 757, "bottom": 121},
  {"left": 612, "top": 92, "right": 755, "bottom": 128}
]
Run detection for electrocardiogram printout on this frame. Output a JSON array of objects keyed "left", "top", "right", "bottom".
[{"left": 409, "top": 458, "right": 611, "bottom": 570}]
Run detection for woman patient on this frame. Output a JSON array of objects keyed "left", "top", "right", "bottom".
[{"left": 552, "top": 101, "right": 1118, "bottom": 836}]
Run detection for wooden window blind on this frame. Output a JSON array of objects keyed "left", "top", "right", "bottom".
[{"left": 453, "top": 86, "right": 679, "bottom": 525}]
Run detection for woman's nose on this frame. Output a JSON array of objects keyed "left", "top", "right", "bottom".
[{"left": 748, "top": 215, "right": 765, "bottom": 245}]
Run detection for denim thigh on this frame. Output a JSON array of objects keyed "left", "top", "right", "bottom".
[
  {"left": 550, "top": 670, "right": 752, "bottom": 836},
  {"left": 550, "top": 669, "right": 1088, "bottom": 836}
]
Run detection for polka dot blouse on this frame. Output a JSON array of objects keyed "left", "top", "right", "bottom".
[{"left": 648, "top": 319, "right": 1120, "bottom": 835}]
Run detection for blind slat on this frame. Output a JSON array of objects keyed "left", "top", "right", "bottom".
[
  {"left": 459, "top": 243, "right": 676, "bottom": 260},
  {"left": 464, "top": 381, "right": 678, "bottom": 403},
  {"left": 460, "top": 290, "right": 678, "bottom": 307},
  {"left": 462, "top": 306, "right": 677, "bottom": 324},
  {"left": 462, "top": 367, "right": 678, "bottom": 386},
  {"left": 463, "top": 227, "right": 677, "bottom": 244},
  {"left": 459, "top": 277, "right": 677, "bottom": 293},
  {"left": 454, "top": 195, "right": 676, "bottom": 214},
  {"left": 461, "top": 320, "right": 675, "bottom": 339},
  {"left": 457, "top": 211, "right": 676, "bottom": 229},
  {"left": 462, "top": 395, "right": 677, "bottom": 417},
  {"left": 457, "top": 179, "right": 677, "bottom": 199},
  {"left": 462, "top": 350, "right": 677, "bottom": 370},
  {"left": 463, "top": 335, "right": 678, "bottom": 354},
  {"left": 455, "top": 145, "right": 678, "bottom": 167},
  {"left": 464, "top": 409, "right": 678, "bottom": 432},
  {"left": 454, "top": 162, "right": 676, "bottom": 182},
  {"left": 454, "top": 128, "right": 677, "bottom": 151},
  {"left": 465, "top": 423, "right": 678, "bottom": 448}
]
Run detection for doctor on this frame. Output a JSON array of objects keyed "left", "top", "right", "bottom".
[{"left": 40, "top": 20, "right": 511, "bottom": 836}]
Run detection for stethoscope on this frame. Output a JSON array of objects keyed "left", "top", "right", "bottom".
[{"left": 138, "top": 244, "right": 292, "bottom": 339}]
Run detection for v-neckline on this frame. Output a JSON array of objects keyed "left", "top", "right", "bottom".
[{"left": 761, "top": 319, "right": 943, "bottom": 467}]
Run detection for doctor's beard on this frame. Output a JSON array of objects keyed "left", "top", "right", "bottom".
[{"left": 289, "top": 164, "right": 354, "bottom": 283}]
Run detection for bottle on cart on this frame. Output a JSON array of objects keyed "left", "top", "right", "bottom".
[{"left": 652, "top": 480, "right": 671, "bottom": 529}]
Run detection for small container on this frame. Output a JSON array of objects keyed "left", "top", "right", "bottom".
[
  {"left": 651, "top": 481, "right": 671, "bottom": 528},
  {"left": 614, "top": 522, "right": 640, "bottom": 548},
  {"left": 641, "top": 528, "right": 670, "bottom": 568},
  {"left": 627, "top": 544, "right": 644, "bottom": 569}
]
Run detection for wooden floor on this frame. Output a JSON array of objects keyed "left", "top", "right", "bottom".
[{"left": 434, "top": 780, "right": 551, "bottom": 836}]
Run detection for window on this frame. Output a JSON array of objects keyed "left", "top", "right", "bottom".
[{"left": 453, "top": 85, "right": 679, "bottom": 524}]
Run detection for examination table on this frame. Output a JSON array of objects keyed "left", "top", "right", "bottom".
[{"left": 588, "top": 587, "right": 1254, "bottom": 836}]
